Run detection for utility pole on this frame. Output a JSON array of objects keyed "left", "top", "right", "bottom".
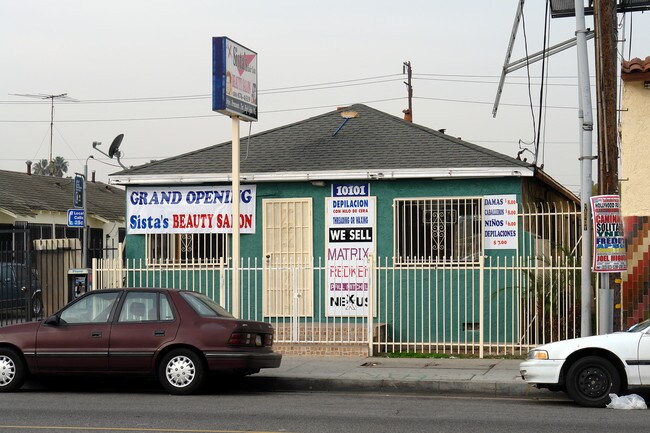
[
  {"left": 575, "top": 0, "right": 595, "bottom": 338},
  {"left": 403, "top": 61, "right": 413, "bottom": 122},
  {"left": 594, "top": 0, "right": 620, "bottom": 333}
]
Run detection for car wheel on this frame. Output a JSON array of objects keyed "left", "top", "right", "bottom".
[
  {"left": 0, "top": 348, "right": 27, "bottom": 392},
  {"left": 32, "top": 293, "right": 43, "bottom": 317},
  {"left": 566, "top": 356, "right": 621, "bottom": 407},
  {"left": 158, "top": 349, "right": 205, "bottom": 395}
]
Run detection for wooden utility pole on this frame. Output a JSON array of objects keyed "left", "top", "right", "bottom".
[
  {"left": 595, "top": 0, "right": 619, "bottom": 196},
  {"left": 403, "top": 61, "right": 413, "bottom": 122},
  {"left": 594, "top": 0, "right": 620, "bottom": 332}
]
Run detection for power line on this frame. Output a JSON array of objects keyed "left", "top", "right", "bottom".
[
  {"left": 0, "top": 95, "right": 582, "bottom": 124},
  {"left": 1, "top": 72, "right": 599, "bottom": 106}
]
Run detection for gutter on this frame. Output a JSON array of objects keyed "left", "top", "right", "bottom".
[{"left": 109, "top": 167, "right": 534, "bottom": 186}]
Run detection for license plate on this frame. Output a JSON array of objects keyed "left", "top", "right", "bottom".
[{"left": 256, "top": 335, "right": 263, "bottom": 346}]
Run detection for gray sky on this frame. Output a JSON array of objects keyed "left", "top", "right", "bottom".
[{"left": 2, "top": 1, "right": 650, "bottom": 193}]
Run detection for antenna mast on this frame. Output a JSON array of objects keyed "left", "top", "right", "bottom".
[{"left": 11, "top": 93, "right": 74, "bottom": 175}]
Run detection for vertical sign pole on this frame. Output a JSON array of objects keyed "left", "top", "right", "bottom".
[
  {"left": 82, "top": 165, "right": 88, "bottom": 269},
  {"left": 232, "top": 116, "right": 241, "bottom": 318}
]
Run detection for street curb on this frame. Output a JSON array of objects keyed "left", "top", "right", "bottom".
[{"left": 244, "top": 376, "right": 555, "bottom": 398}]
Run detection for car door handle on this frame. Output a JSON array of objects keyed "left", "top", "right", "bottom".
[
  {"left": 91, "top": 331, "right": 102, "bottom": 338},
  {"left": 154, "top": 330, "right": 165, "bottom": 337}
]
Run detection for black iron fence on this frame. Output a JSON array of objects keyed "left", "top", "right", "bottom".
[{"left": 0, "top": 229, "right": 120, "bottom": 326}]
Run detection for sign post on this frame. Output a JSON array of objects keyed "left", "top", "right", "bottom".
[{"left": 213, "top": 37, "right": 257, "bottom": 317}]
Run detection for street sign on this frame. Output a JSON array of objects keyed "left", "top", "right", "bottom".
[
  {"left": 67, "top": 209, "right": 85, "bottom": 227},
  {"left": 74, "top": 175, "right": 84, "bottom": 208}
]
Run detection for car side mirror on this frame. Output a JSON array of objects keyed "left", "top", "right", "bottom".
[{"left": 44, "top": 315, "right": 60, "bottom": 326}]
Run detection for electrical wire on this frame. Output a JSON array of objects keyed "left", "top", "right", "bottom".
[
  {"left": 534, "top": 0, "right": 550, "bottom": 167},
  {"left": 520, "top": 7, "right": 538, "bottom": 162}
]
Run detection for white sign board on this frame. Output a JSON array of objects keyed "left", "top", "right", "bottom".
[
  {"left": 484, "top": 195, "right": 518, "bottom": 250},
  {"left": 326, "top": 196, "right": 376, "bottom": 317}
]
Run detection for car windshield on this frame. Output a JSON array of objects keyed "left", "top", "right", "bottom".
[
  {"left": 627, "top": 319, "right": 650, "bottom": 332},
  {"left": 179, "top": 291, "right": 233, "bottom": 318}
]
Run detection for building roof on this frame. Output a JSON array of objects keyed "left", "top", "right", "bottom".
[
  {"left": 110, "top": 104, "right": 535, "bottom": 185},
  {"left": 0, "top": 169, "right": 125, "bottom": 222},
  {"left": 621, "top": 56, "right": 650, "bottom": 81}
]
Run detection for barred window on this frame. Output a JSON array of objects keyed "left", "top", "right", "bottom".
[
  {"left": 146, "top": 233, "right": 227, "bottom": 265},
  {"left": 394, "top": 197, "right": 482, "bottom": 265}
]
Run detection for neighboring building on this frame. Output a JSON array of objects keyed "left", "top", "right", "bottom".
[
  {"left": 0, "top": 167, "right": 126, "bottom": 261},
  {"left": 620, "top": 56, "right": 650, "bottom": 326}
]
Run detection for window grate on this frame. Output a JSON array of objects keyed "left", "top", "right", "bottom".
[{"left": 394, "top": 197, "right": 483, "bottom": 265}]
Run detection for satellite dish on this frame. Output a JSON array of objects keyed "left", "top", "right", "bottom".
[{"left": 108, "top": 134, "right": 124, "bottom": 158}]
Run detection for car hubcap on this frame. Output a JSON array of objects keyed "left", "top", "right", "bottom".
[
  {"left": 577, "top": 366, "right": 609, "bottom": 398},
  {"left": 165, "top": 355, "right": 195, "bottom": 388},
  {"left": 0, "top": 355, "right": 16, "bottom": 387}
]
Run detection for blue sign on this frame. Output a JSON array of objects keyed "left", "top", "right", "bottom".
[
  {"left": 67, "top": 209, "right": 85, "bottom": 227},
  {"left": 74, "top": 175, "right": 84, "bottom": 208},
  {"left": 332, "top": 183, "right": 370, "bottom": 197}
]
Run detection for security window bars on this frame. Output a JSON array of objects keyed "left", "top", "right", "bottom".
[
  {"left": 394, "top": 197, "right": 483, "bottom": 265},
  {"left": 146, "top": 233, "right": 227, "bottom": 265}
]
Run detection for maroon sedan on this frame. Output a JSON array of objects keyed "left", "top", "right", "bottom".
[{"left": 0, "top": 288, "right": 281, "bottom": 394}]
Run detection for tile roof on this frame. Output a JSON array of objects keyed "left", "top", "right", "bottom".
[
  {"left": 111, "top": 104, "right": 532, "bottom": 181},
  {"left": 0, "top": 169, "right": 125, "bottom": 221},
  {"left": 621, "top": 56, "right": 650, "bottom": 80}
]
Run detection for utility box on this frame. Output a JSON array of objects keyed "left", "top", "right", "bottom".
[{"left": 68, "top": 268, "right": 91, "bottom": 301}]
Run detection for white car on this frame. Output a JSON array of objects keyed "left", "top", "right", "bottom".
[{"left": 520, "top": 319, "right": 650, "bottom": 407}]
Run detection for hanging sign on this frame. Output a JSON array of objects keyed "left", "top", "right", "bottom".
[{"left": 591, "top": 195, "right": 626, "bottom": 272}]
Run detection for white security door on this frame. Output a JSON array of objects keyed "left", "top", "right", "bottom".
[{"left": 262, "top": 198, "right": 313, "bottom": 317}]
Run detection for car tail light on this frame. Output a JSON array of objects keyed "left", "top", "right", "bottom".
[
  {"left": 228, "top": 332, "right": 252, "bottom": 346},
  {"left": 229, "top": 332, "right": 274, "bottom": 347}
]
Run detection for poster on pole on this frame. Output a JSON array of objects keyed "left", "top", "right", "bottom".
[
  {"left": 126, "top": 185, "right": 256, "bottom": 234},
  {"left": 591, "top": 195, "right": 626, "bottom": 272},
  {"left": 484, "top": 195, "right": 518, "bottom": 250},
  {"left": 325, "top": 196, "right": 376, "bottom": 317}
]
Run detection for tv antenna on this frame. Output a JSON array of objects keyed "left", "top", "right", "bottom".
[
  {"left": 10, "top": 93, "right": 77, "bottom": 175},
  {"left": 93, "top": 134, "right": 127, "bottom": 169}
]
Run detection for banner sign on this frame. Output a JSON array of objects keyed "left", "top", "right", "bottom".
[
  {"left": 212, "top": 37, "right": 258, "bottom": 121},
  {"left": 326, "top": 196, "right": 376, "bottom": 317},
  {"left": 591, "top": 195, "right": 626, "bottom": 272},
  {"left": 126, "top": 185, "right": 256, "bottom": 234},
  {"left": 484, "top": 195, "right": 518, "bottom": 250}
]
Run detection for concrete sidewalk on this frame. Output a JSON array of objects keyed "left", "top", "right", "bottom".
[{"left": 245, "top": 356, "right": 559, "bottom": 399}]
